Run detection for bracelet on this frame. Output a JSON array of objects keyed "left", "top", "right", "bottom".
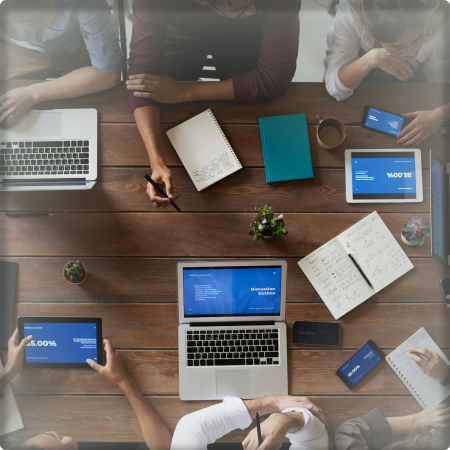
[{"left": 441, "top": 366, "right": 450, "bottom": 387}]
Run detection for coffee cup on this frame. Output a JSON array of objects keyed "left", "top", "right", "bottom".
[{"left": 315, "top": 114, "right": 346, "bottom": 150}]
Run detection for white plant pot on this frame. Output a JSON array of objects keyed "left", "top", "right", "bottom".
[
  {"left": 263, "top": 235, "right": 273, "bottom": 240},
  {"left": 401, "top": 233, "right": 416, "bottom": 246}
]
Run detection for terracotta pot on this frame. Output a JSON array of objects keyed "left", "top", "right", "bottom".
[
  {"left": 401, "top": 233, "right": 416, "bottom": 247},
  {"left": 63, "top": 262, "right": 87, "bottom": 285}
]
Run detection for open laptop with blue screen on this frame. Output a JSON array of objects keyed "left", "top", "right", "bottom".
[{"left": 177, "top": 260, "right": 288, "bottom": 401}]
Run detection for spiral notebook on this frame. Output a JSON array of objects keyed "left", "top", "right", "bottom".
[
  {"left": 386, "top": 328, "right": 450, "bottom": 409},
  {"left": 166, "top": 109, "right": 242, "bottom": 191}
]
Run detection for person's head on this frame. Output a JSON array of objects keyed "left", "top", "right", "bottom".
[
  {"left": 0, "top": 0, "right": 57, "bottom": 30},
  {"left": 362, "top": 0, "right": 428, "bottom": 59},
  {"left": 9, "top": 432, "right": 77, "bottom": 450},
  {"left": 195, "top": 0, "right": 256, "bottom": 20},
  {"left": 393, "top": 427, "right": 450, "bottom": 450}
]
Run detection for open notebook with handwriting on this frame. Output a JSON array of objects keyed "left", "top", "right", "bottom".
[
  {"left": 386, "top": 328, "right": 450, "bottom": 409},
  {"left": 166, "top": 109, "right": 242, "bottom": 191},
  {"left": 298, "top": 211, "right": 414, "bottom": 319}
]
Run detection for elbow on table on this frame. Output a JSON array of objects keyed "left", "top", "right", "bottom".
[
  {"left": 324, "top": 72, "right": 353, "bottom": 102},
  {"left": 99, "top": 70, "right": 122, "bottom": 90}
]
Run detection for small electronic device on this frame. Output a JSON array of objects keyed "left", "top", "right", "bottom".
[
  {"left": 345, "top": 149, "right": 423, "bottom": 203},
  {"left": 292, "top": 321, "right": 340, "bottom": 346},
  {"left": 18, "top": 317, "right": 103, "bottom": 368},
  {"left": 336, "top": 340, "right": 385, "bottom": 388},
  {"left": 361, "top": 106, "right": 409, "bottom": 137},
  {"left": 441, "top": 278, "right": 450, "bottom": 302}
]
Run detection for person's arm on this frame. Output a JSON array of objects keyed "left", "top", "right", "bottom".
[
  {"left": 87, "top": 339, "right": 172, "bottom": 450},
  {"left": 407, "top": 346, "right": 450, "bottom": 386}
]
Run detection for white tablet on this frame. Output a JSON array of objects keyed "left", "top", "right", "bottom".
[{"left": 345, "top": 149, "right": 423, "bottom": 203}]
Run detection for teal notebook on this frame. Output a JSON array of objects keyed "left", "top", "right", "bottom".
[{"left": 259, "top": 114, "right": 313, "bottom": 183}]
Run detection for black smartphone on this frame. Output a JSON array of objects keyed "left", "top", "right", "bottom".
[
  {"left": 361, "top": 105, "right": 410, "bottom": 137},
  {"left": 441, "top": 278, "right": 450, "bottom": 302},
  {"left": 292, "top": 321, "right": 340, "bottom": 346},
  {"left": 336, "top": 340, "right": 385, "bottom": 389}
]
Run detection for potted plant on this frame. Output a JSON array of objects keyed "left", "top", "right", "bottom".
[
  {"left": 249, "top": 205, "right": 288, "bottom": 242},
  {"left": 401, "top": 215, "right": 431, "bottom": 246},
  {"left": 63, "top": 260, "right": 87, "bottom": 285}
]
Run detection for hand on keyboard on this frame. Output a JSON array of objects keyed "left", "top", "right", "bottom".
[{"left": 0, "top": 86, "right": 37, "bottom": 129}]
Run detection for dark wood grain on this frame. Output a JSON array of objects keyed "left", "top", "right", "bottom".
[
  {"left": 0, "top": 213, "right": 432, "bottom": 257},
  {"left": 2, "top": 257, "right": 447, "bottom": 304},
  {"left": 10, "top": 303, "right": 450, "bottom": 350},
  {"left": 0, "top": 395, "right": 422, "bottom": 442},
  {"left": 0, "top": 168, "right": 431, "bottom": 213}
]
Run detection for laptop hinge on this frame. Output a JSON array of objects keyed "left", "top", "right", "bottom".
[
  {"left": 2, "top": 178, "right": 87, "bottom": 184},
  {"left": 190, "top": 321, "right": 276, "bottom": 327}
]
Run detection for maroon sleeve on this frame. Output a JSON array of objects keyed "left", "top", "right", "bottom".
[
  {"left": 128, "top": 0, "right": 166, "bottom": 112},
  {"left": 232, "top": 0, "right": 301, "bottom": 104}
]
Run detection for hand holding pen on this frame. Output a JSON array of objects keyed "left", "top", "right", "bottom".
[
  {"left": 145, "top": 167, "right": 180, "bottom": 209},
  {"left": 144, "top": 172, "right": 181, "bottom": 212}
]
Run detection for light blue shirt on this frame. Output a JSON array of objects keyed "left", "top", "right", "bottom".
[{"left": 0, "top": 0, "right": 124, "bottom": 73}]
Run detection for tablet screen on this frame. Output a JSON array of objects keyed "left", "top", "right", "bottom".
[
  {"left": 431, "top": 154, "right": 447, "bottom": 259},
  {"left": 351, "top": 151, "right": 417, "bottom": 200}
]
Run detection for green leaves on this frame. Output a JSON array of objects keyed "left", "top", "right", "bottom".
[{"left": 250, "top": 205, "right": 288, "bottom": 243}]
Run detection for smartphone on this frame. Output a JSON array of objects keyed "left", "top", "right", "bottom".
[
  {"left": 336, "top": 340, "right": 385, "bottom": 389},
  {"left": 292, "top": 321, "right": 340, "bottom": 346},
  {"left": 441, "top": 278, "right": 450, "bottom": 302},
  {"left": 361, "top": 105, "right": 410, "bottom": 137}
]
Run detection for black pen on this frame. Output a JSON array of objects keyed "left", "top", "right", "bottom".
[
  {"left": 410, "top": 351, "right": 423, "bottom": 357},
  {"left": 5, "top": 212, "right": 54, "bottom": 217},
  {"left": 144, "top": 174, "right": 181, "bottom": 212},
  {"left": 348, "top": 253, "right": 374, "bottom": 289},
  {"left": 256, "top": 412, "right": 263, "bottom": 447}
]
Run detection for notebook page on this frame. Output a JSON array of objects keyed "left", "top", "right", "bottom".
[
  {"left": 0, "top": 359, "right": 24, "bottom": 437},
  {"left": 298, "top": 238, "right": 373, "bottom": 320},
  {"left": 166, "top": 110, "right": 241, "bottom": 191},
  {"left": 387, "top": 328, "right": 450, "bottom": 409},
  {"left": 337, "top": 212, "right": 414, "bottom": 292}
]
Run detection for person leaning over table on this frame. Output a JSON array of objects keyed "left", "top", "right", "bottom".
[
  {"left": 126, "top": 0, "right": 301, "bottom": 208},
  {"left": 0, "top": 0, "right": 124, "bottom": 129},
  {"left": 324, "top": 0, "right": 450, "bottom": 147}
]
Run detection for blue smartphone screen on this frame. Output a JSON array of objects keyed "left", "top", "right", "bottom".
[
  {"left": 365, "top": 107, "right": 405, "bottom": 136},
  {"left": 339, "top": 343, "right": 383, "bottom": 385}
]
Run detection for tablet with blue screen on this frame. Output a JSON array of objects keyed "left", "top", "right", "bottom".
[{"left": 345, "top": 149, "right": 423, "bottom": 203}]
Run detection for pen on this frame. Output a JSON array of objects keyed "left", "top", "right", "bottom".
[
  {"left": 410, "top": 351, "right": 423, "bottom": 357},
  {"left": 144, "top": 174, "right": 181, "bottom": 212},
  {"left": 5, "top": 212, "right": 54, "bottom": 217},
  {"left": 348, "top": 253, "right": 374, "bottom": 289},
  {"left": 256, "top": 412, "right": 263, "bottom": 446}
]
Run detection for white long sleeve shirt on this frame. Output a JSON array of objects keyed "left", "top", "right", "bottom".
[
  {"left": 170, "top": 397, "right": 328, "bottom": 450},
  {"left": 324, "top": 0, "right": 450, "bottom": 101}
]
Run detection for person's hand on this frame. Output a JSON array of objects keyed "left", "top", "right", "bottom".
[
  {"left": 407, "top": 347, "right": 449, "bottom": 383},
  {"left": 0, "top": 86, "right": 38, "bottom": 129},
  {"left": 127, "top": 74, "right": 188, "bottom": 104},
  {"left": 414, "top": 404, "right": 450, "bottom": 430},
  {"left": 371, "top": 49, "right": 419, "bottom": 81},
  {"left": 5, "top": 329, "right": 33, "bottom": 379},
  {"left": 146, "top": 165, "right": 180, "bottom": 208},
  {"left": 397, "top": 109, "right": 443, "bottom": 146},
  {"left": 272, "top": 396, "right": 328, "bottom": 429},
  {"left": 242, "top": 412, "right": 303, "bottom": 450},
  {"left": 87, "top": 338, "right": 130, "bottom": 388}
]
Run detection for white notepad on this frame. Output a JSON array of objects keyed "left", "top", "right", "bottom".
[
  {"left": 166, "top": 109, "right": 242, "bottom": 191},
  {"left": 386, "top": 328, "right": 450, "bottom": 409},
  {"left": 0, "top": 359, "right": 24, "bottom": 437},
  {"left": 298, "top": 211, "right": 414, "bottom": 319}
]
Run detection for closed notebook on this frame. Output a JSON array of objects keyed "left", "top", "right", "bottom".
[{"left": 259, "top": 114, "right": 313, "bottom": 183}]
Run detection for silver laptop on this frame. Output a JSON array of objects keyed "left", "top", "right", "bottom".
[
  {"left": 178, "top": 260, "right": 288, "bottom": 401},
  {"left": 0, "top": 109, "right": 97, "bottom": 191}
]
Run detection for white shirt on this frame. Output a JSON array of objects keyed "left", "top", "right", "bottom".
[
  {"left": 324, "top": 0, "right": 450, "bottom": 101},
  {"left": 170, "top": 397, "right": 328, "bottom": 450}
]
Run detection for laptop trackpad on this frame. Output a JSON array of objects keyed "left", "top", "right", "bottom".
[
  {"left": 216, "top": 370, "right": 251, "bottom": 397},
  {"left": 27, "top": 112, "right": 62, "bottom": 137}
]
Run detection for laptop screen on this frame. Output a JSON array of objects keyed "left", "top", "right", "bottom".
[
  {"left": 431, "top": 154, "right": 447, "bottom": 259},
  {"left": 183, "top": 266, "right": 282, "bottom": 318}
]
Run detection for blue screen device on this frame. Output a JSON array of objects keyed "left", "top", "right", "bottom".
[
  {"left": 336, "top": 340, "right": 385, "bottom": 388},
  {"left": 18, "top": 317, "right": 103, "bottom": 368},
  {"left": 361, "top": 106, "right": 409, "bottom": 137}
]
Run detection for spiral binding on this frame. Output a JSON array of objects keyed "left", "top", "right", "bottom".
[{"left": 207, "top": 109, "right": 242, "bottom": 168}]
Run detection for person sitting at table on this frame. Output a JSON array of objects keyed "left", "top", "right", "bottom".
[
  {"left": 0, "top": 0, "right": 124, "bottom": 129},
  {"left": 324, "top": 0, "right": 450, "bottom": 147},
  {"left": 334, "top": 404, "right": 450, "bottom": 449},
  {"left": 125, "top": 0, "right": 301, "bottom": 208}
]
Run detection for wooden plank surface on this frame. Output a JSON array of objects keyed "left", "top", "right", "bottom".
[
  {"left": 3, "top": 257, "right": 447, "bottom": 304},
  {"left": 0, "top": 213, "right": 432, "bottom": 257}
]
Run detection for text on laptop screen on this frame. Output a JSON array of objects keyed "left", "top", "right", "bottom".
[
  {"left": 432, "top": 155, "right": 446, "bottom": 258},
  {"left": 183, "top": 267, "right": 282, "bottom": 317}
]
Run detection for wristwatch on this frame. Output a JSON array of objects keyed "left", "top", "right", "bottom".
[{"left": 441, "top": 365, "right": 450, "bottom": 387}]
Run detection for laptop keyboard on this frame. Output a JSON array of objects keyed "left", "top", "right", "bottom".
[
  {"left": 0, "top": 141, "right": 90, "bottom": 176},
  {"left": 186, "top": 328, "right": 280, "bottom": 367}
]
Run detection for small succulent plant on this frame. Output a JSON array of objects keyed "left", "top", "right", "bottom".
[
  {"left": 249, "top": 205, "right": 288, "bottom": 242},
  {"left": 65, "top": 261, "right": 86, "bottom": 282},
  {"left": 402, "top": 215, "right": 431, "bottom": 245}
]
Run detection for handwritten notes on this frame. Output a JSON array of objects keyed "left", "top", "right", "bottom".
[
  {"left": 298, "top": 212, "right": 414, "bottom": 319},
  {"left": 166, "top": 109, "right": 242, "bottom": 191}
]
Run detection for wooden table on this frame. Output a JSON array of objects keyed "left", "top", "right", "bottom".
[{"left": 1, "top": 81, "right": 450, "bottom": 444}]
